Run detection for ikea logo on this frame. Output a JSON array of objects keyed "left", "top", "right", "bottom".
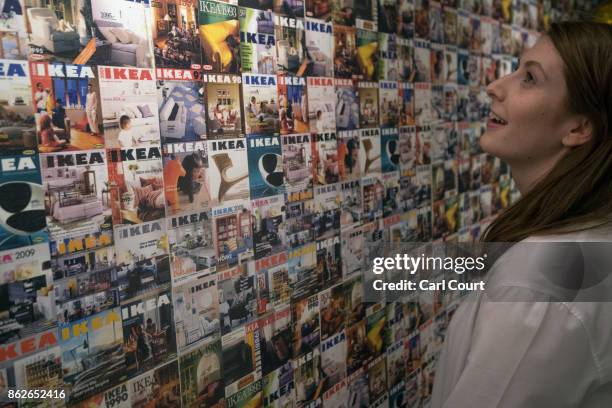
[
  {"left": 240, "top": 32, "right": 275, "bottom": 46},
  {"left": 0, "top": 61, "right": 27, "bottom": 77},
  {"left": 244, "top": 74, "right": 276, "bottom": 86},
  {"left": 305, "top": 20, "right": 332, "bottom": 34}
]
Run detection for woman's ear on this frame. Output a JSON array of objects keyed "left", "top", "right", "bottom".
[{"left": 562, "top": 115, "right": 593, "bottom": 147}]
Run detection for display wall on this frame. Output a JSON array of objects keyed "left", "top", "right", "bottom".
[{"left": 0, "top": 0, "right": 584, "bottom": 406}]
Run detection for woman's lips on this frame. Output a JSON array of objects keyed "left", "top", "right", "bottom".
[{"left": 486, "top": 118, "right": 507, "bottom": 129}]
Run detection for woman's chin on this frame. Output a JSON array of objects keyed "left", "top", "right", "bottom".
[{"left": 479, "top": 129, "right": 503, "bottom": 156}]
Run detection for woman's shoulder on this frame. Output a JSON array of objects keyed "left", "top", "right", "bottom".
[
  {"left": 486, "top": 216, "right": 612, "bottom": 288},
  {"left": 482, "top": 217, "right": 612, "bottom": 379},
  {"left": 486, "top": 217, "right": 612, "bottom": 296},
  {"left": 523, "top": 215, "right": 612, "bottom": 243}
]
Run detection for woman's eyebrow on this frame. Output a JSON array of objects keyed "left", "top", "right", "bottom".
[{"left": 518, "top": 57, "right": 548, "bottom": 80}]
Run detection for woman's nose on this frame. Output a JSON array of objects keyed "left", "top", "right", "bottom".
[{"left": 486, "top": 77, "right": 506, "bottom": 102}]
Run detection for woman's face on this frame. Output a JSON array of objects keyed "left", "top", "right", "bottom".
[{"left": 480, "top": 36, "right": 574, "bottom": 167}]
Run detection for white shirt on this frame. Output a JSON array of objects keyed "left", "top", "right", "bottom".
[
  {"left": 118, "top": 128, "right": 135, "bottom": 148},
  {"left": 432, "top": 218, "right": 612, "bottom": 408},
  {"left": 35, "top": 90, "right": 47, "bottom": 110},
  {"left": 86, "top": 91, "right": 97, "bottom": 111}
]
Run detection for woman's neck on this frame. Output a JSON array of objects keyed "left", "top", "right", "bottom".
[
  {"left": 508, "top": 149, "right": 569, "bottom": 195},
  {"left": 508, "top": 166, "right": 541, "bottom": 195}
]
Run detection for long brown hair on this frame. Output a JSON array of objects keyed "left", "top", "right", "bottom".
[{"left": 482, "top": 22, "right": 612, "bottom": 242}]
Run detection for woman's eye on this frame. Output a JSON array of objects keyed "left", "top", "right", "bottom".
[{"left": 523, "top": 71, "right": 535, "bottom": 84}]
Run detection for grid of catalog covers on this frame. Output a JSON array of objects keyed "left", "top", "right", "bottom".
[{"left": 0, "top": 0, "right": 564, "bottom": 406}]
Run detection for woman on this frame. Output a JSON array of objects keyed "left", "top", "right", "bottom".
[
  {"left": 163, "top": 154, "right": 186, "bottom": 213},
  {"left": 38, "top": 114, "right": 66, "bottom": 148},
  {"left": 342, "top": 137, "right": 360, "bottom": 179},
  {"left": 178, "top": 151, "right": 204, "bottom": 204},
  {"left": 85, "top": 83, "right": 99, "bottom": 136},
  {"left": 432, "top": 22, "right": 612, "bottom": 407},
  {"left": 33, "top": 82, "right": 47, "bottom": 113},
  {"left": 213, "top": 103, "right": 224, "bottom": 130}
]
